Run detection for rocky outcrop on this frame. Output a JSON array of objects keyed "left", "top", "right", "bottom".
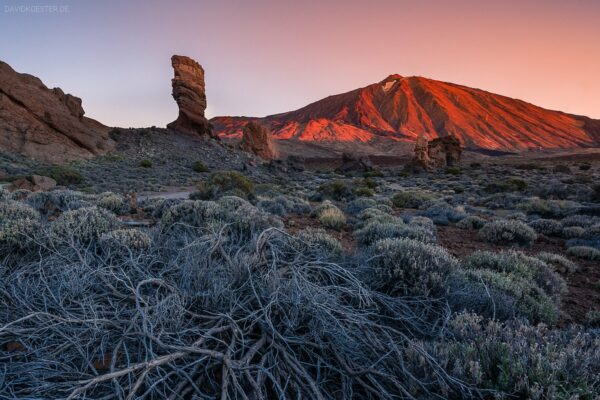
[
  {"left": 335, "top": 152, "right": 374, "bottom": 174},
  {"left": 167, "top": 55, "right": 215, "bottom": 138},
  {"left": 9, "top": 174, "right": 56, "bottom": 192},
  {"left": 0, "top": 60, "right": 112, "bottom": 163},
  {"left": 408, "top": 134, "right": 462, "bottom": 170},
  {"left": 240, "top": 121, "right": 278, "bottom": 160}
]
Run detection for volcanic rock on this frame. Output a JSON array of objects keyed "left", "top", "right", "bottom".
[
  {"left": 408, "top": 134, "right": 462, "bottom": 171},
  {"left": 167, "top": 55, "right": 215, "bottom": 138},
  {"left": 0, "top": 60, "right": 112, "bottom": 163},
  {"left": 240, "top": 121, "right": 278, "bottom": 160},
  {"left": 9, "top": 174, "right": 56, "bottom": 192},
  {"left": 335, "top": 152, "right": 374, "bottom": 174}
]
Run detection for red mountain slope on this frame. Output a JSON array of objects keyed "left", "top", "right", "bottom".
[{"left": 211, "top": 75, "right": 599, "bottom": 151}]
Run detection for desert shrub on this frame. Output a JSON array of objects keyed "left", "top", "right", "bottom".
[
  {"left": 579, "top": 163, "right": 592, "bottom": 171},
  {"left": 363, "top": 170, "right": 384, "bottom": 178},
  {"left": 419, "top": 202, "right": 467, "bottom": 226},
  {"left": 26, "top": 189, "right": 92, "bottom": 214},
  {"left": 96, "top": 192, "right": 129, "bottom": 215},
  {"left": 392, "top": 190, "right": 436, "bottom": 209},
  {"left": 0, "top": 200, "right": 39, "bottom": 221},
  {"left": 312, "top": 200, "right": 339, "bottom": 217},
  {"left": 481, "top": 193, "right": 524, "bottom": 210},
  {"left": 50, "top": 207, "right": 120, "bottom": 243},
  {"left": 192, "top": 161, "right": 209, "bottom": 173},
  {"left": 316, "top": 179, "right": 355, "bottom": 201},
  {"left": 504, "top": 211, "right": 528, "bottom": 221},
  {"left": 553, "top": 164, "right": 571, "bottom": 174},
  {"left": 0, "top": 188, "right": 9, "bottom": 201},
  {"left": 456, "top": 215, "right": 486, "bottom": 230},
  {"left": 424, "top": 313, "right": 600, "bottom": 398},
  {"left": 478, "top": 220, "right": 537, "bottom": 246},
  {"left": 139, "top": 159, "right": 152, "bottom": 168},
  {"left": 354, "top": 207, "right": 400, "bottom": 228},
  {"left": 192, "top": 171, "right": 254, "bottom": 200},
  {"left": 445, "top": 167, "right": 461, "bottom": 175},
  {"left": 0, "top": 210, "right": 466, "bottom": 400},
  {"left": 567, "top": 246, "right": 600, "bottom": 260},
  {"left": 0, "top": 217, "right": 41, "bottom": 251},
  {"left": 484, "top": 178, "right": 527, "bottom": 193},
  {"left": 518, "top": 197, "right": 579, "bottom": 218},
  {"left": 516, "top": 163, "right": 542, "bottom": 170},
  {"left": 528, "top": 218, "right": 563, "bottom": 236},
  {"left": 345, "top": 197, "right": 377, "bottom": 214},
  {"left": 296, "top": 228, "right": 343, "bottom": 257},
  {"left": 448, "top": 268, "right": 560, "bottom": 325},
  {"left": 463, "top": 250, "right": 566, "bottom": 303},
  {"left": 365, "top": 238, "right": 458, "bottom": 296},
  {"left": 258, "top": 195, "right": 311, "bottom": 216},
  {"left": 160, "top": 200, "right": 224, "bottom": 228},
  {"left": 354, "top": 187, "right": 374, "bottom": 197},
  {"left": 318, "top": 207, "right": 346, "bottom": 230},
  {"left": 100, "top": 228, "right": 152, "bottom": 251},
  {"left": 355, "top": 220, "right": 435, "bottom": 246},
  {"left": 9, "top": 188, "right": 31, "bottom": 201},
  {"left": 535, "top": 252, "right": 578, "bottom": 273},
  {"left": 562, "top": 214, "right": 600, "bottom": 228},
  {"left": 406, "top": 216, "right": 436, "bottom": 233},
  {"left": 562, "top": 226, "right": 586, "bottom": 238},
  {"left": 38, "top": 165, "right": 84, "bottom": 185}
]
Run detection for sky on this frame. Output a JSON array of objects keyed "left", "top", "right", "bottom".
[{"left": 1, "top": 0, "right": 599, "bottom": 127}]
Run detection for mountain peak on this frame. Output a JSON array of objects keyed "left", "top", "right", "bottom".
[{"left": 212, "top": 75, "right": 600, "bottom": 151}]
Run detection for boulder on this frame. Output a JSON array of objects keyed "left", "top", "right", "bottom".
[
  {"left": 167, "top": 55, "right": 216, "bottom": 138},
  {"left": 0, "top": 60, "right": 112, "bottom": 163},
  {"left": 335, "top": 152, "right": 373, "bottom": 174},
  {"left": 240, "top": 121, "right": 278, "bottom": 160},
  {"left": 8, "top": 174, "right": 56, "bottom": 192}
]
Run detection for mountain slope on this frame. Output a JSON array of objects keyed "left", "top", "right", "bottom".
[{"left": 212, "top": 75, "right": 599, "bottom": 151}]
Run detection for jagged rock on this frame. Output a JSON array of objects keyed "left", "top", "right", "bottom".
[
  {"left": 0, "top": 60, "right": 112, "bottom": 163},
  {"left": 8, "top": 174, "right": 56, "bottom": 192},
  {"left": 167, "top": 55, "right": 216, "bottom": 138},
  {"left": 408, "top": 134, "right": 462, "bottom": 171},
  {"left": 240, "top": 121, "right": 278, "bottom": 160},
  {"left": 335, "top": 152, "right": 374, "bottom": 174}
]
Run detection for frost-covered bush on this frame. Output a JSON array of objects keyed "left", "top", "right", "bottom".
[
  {"left": 518, "top": 197, "right": 579, "bottom": 218},
  {"left": 0, "top": 217, "right": 41, "bottom": 251},
  {"left": 562, "top": 226, "right": 586, "bottom": 239},
  {"left": 9, "top": 189, "right": 31, "bottom": 201},
  {"left": 418, "top": 202, "right": 467, "bottom": 226},
  {"left": 463, "top": 250, "right": 566, "bottom": 302},
  {"left": 100, "top": 228, "right": 152, "bottom": 251},
  {"left": 456, "top": 215, "right": 486, "bottom": 230},
  {"left": 478, "top": 220, "right": 537, "bottom": 246},
  {"left": 296, "top": 228, "right": 342, "bottom": 257},
  {"left": 345, "top": 198, "right": 377, "bottom": 215},
  {"left": 257, "top": 195, "right": 311, "bottom": 216},
  {"left": 535, "top": 252, "right": 578, "bottom": 273},
  {"left": 0, "top": 200, "right": 39, "bottom": 221},
  {"left": 392, "top": 190, "right": 437, "bottom": 209},
  {"left": 562, "top": 214, "right": 600, "bottom": 228},
  {"left": 567, "top": 246, "right": 600, "bottom": 260},
  {"left": 96, "top": 192, "right": 129, "bottom": 214},
  {"left": 318, "top": 207, "right": 346, "bottom": 230},
  {"left": 406, "top": 216, "right": 436, "bottom": 233},
  {"left": 448, "top": 268, "right": 560, "bottom": 325},
  {"left": 160, "top": 200, "right": 224, "bottom": 228},
  {"left": 423, "top": 313, "right": 600, "bottom": 398},
  {"left": 366, "top": 238, "right": 458, "bottom": 296},
  {"left": 50, "top": 207, "right": 120, "bottom": 243},
  {"left": 355, "top": 220, "right": 435, "bottom": 246},
  {"left": 528, "top": 218, "right": 563, "bottom": 236}
]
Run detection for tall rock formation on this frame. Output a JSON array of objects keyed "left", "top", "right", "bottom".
[
  {"left": 240, "top": 121, "right": 278, "bottom": 160},
  {"left": 0, "top": 60, "right": 112, "bottom": 163},
  {"left": 167, "top": 55, "right": 216, "bottom": 138},
  {"left": 409, "top": 134, "right": 462, "bottom": 170}
]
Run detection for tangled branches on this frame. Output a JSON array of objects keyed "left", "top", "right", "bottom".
[{"left": 0, "top": 205, "right": 471, "bottom": 399}]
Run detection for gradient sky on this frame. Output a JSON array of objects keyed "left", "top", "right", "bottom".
[{"left": 1, "top": 0, "right": 599, "bottom": 127}]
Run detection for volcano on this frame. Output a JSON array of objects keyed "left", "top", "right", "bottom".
[{"left": 211, "top": 75, "right": 600, "bottom": 151}]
